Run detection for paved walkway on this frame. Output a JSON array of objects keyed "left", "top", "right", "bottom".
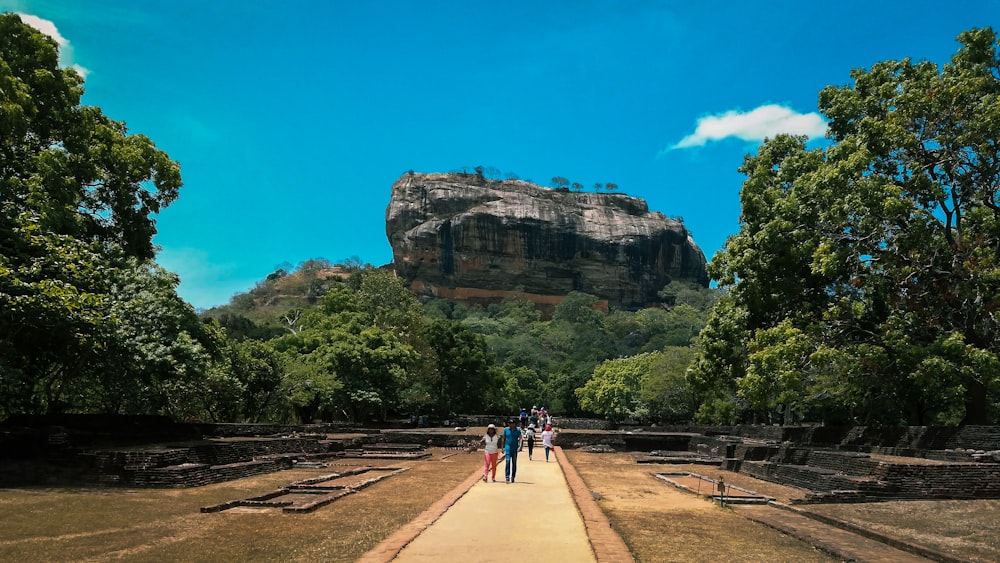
[
  {"left": 356, "top": 444, "right": 964, "bottom": 563},
  {"left": 358, "top": 447, "right": 633, "bottom": 563}
]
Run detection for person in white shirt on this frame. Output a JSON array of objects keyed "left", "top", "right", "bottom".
[
  {"left": 541, "top": 424, "right": 555, "bottom": 462},
  {"left": 481, "top": 424, "right": 501, "bottom": 482}
]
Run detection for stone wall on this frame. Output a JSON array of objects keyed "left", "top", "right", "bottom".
[
  {"left": 741, "top": 446, "right": 1000, "bottom": 501},
  {"left": 690, "top": 435, "right": 739, "bottom": 458},
  {"left": 195, "top": 422, "right": 369, "bottom": 437},
  {"left": 621, "top": 433, "right": 691, "bottom": 452},
  {"left": 873, "top": 462, "right": 1000, "bottom": 499},
  {"left": 555, "top": 431, "right": 626, "bottom": 449},
  {"left": 741, "top": 461, "right": 874, "bottom": 494},
  {"left": 89, "top": 437, "right": 333, "bottom": 486},
  {"left": 782, "top": 425, "right": 1000, "bottom": 451},
  {"left": 552, "top": 418, "right": 611, "bottom": 430},
  {"left": 445, "top": 416, "right": 611, "bottom": 431},
  {"left": 93, "top": 438, "right": 324, "bottom": 471},
  {"left": 130, "top": 459, "right": 293, "bottom": 487}
]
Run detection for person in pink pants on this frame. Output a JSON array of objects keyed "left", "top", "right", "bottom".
[{"left": 481, "top": 424, "right": 501, "bottom": 482}]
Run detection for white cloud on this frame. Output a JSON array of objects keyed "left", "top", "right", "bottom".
[
  {"left": 667, "top": 104, "right": 826, "bottom": 150},
  {"left": 16, "top": 12, "right": 90, "bottom": 77}
]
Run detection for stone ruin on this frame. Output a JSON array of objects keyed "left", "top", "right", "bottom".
[
  {"left": 4, "top": 415, "right": 998, "bottom": 504},
  {"left": 0, "top": 415, "right": 430, "bottom": 488},
  {"left": 621, "top": 424, "right": 1000, "bottom": 503},
  {"left": 654, "top": 472, "right": 773, "bottom": 505},
  {"left": 201, "top": 466, "right": 409, "bottom": 513}
]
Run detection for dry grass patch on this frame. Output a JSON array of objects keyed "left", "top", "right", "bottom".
[
  {"left": 563, "top": 451, "right": 836, "bottom": 562},
  {"left": 806, "top": 499, "right": 1000, "bottom": 562},
  {"left": 0, "top": 449, "right": 482, "bottom": 562}
]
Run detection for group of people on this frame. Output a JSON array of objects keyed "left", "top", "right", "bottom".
[
  {"left": 518, "top": 405, "right": 551, "bottom": 431},
  {"left": 481, "top": 413, "right": 555, "bottom": 483}
]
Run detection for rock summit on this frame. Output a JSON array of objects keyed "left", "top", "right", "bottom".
[{"left": 386, "top": 172, "right": 708, "bottom": 309}]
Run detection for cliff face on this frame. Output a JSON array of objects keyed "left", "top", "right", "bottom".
[{"left": 385, "top": 172, "right": 708, "bottom": 309}]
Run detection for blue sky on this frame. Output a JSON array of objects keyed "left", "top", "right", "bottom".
[{"left": 3, "top": 1, "right": 998, "bottom": 309}]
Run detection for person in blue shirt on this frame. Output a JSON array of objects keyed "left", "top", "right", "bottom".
[{"left": 501, "top": 418, "right": 522, "bottom": 483}]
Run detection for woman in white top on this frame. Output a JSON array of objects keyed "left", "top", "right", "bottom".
[
  {"left": 481, "top": 424, "right": 501, "bottom": 482},
  {"left": 541, "top": 424, "right": 555, "bottom": 462}
]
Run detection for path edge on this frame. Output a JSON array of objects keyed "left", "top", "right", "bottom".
[
  {"left": 555, "top": 446, "right": 636, "bottom": 563},
  {"left": 355, "top": 457, "right": 486, "bottom": 563}
]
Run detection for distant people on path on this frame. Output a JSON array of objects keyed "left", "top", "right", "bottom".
[
  {"left": 525, "top": 424, "right": 536, "bottom": 460},
  {"left": 518, "top": 408, "right": 529, "bottom": 450},
  {"left": 541, "top": 424, "right": 555, "bottom": 462},
  {"left": 481, "top": 424, "right": 501, "bottom": 482},
  {"left": 502, "top": 419, "right": 522, "bottom": 482}
]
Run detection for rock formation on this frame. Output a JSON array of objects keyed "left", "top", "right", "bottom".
[{"left": 385, "top": 172, "right": 708, "bottom": 309}]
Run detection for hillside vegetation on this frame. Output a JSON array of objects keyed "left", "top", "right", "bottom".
[{"left": 203, "top": 260, "right": 720, "bottom": 422}]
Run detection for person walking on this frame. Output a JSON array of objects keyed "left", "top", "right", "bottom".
[
  {"left": 481, "top": 424, "right": 501, "bottom": 482},
  {"left": 501, "top": 419, "right": 522, "bottom": 483},
  {"left": 525, "top": 424, "right": 536, "bottom": 460},
  {"left": 541, "top": 424, "right": 555, "bottom": 462},
  {"left": 518, "top": 408, "right": 529, "bottom": 450}
]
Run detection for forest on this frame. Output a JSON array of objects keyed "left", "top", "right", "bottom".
[
  {"left": 1, "top": 14, "right": 998, "bottom": 426},
  {"left": 196, "top": 263, "right": 718, "bottom": 424}
]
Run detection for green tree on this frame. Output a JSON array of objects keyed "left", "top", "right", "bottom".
[
  {"left": 688, "top": 295, "right": 749, "bottom": 424},
  {"left": 0, "top": 15, "right": 184, "bottom": 417},
  {"left": 223, "top": 338, "right": 286, "bottom": 422},
  {"left": 0, "top": 15, "right": 180, "bottom": 259},
  {"left": 553, "top": 291, "right": 603, "bottom": 326},
  {"left": 658, "top": 281, "right": 721, "bottom": 310},
  {"left": 426, "top": 318, "right": 494, "bottom": 415},
  {"left": 739, "top": 320, "right": 818, "bottom": 424},
  {"left": 703, "top": 28, "right": 1000, "bottom": 425},
  {"left": 95, "top": 261, "right": 216, "bottom": 418},
  {"left": 577, "top": 353, "right": 658, "bottom": 423},
  {"left": 641, "top": 347, "right": 698, "bottom": 423},
  {"left": 271, "top": 272, "right": 428, "bottom": 423},
  {"left": 551, "top": 176, "right": 570, "bottom": 189},
  {"left": 495, "top": 363, "right": 543, "bottom": 414},
  {"left": 0, "top": 230, "right": 109, "bottom": 416}
]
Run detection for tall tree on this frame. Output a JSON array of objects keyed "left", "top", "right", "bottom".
[
  {"left": 577, "top": 352, "right": 661, "bottom": 423},
  {"left": 0, "top": 14, "right": 184, "bottom": 417},
  {"left": 426, "top": 318, "right": 494, "bottom": 415},
  {"left": 701, "top": 28, "right": 1000, "bottom": 425}
]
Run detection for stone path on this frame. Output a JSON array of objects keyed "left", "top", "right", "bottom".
[
  {"left": 733, "top": 505, "right": 935, "bottom": 563},
  {"left": 358, "top": 447, "right": 633, "bottom": 563}
]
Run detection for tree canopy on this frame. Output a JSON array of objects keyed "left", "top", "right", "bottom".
[
  {"left": 0, "top": 14, "right": 193, "bottom": 418},
  {"left": 695, "top": 27, "right": 1000, "bottom": 425}
]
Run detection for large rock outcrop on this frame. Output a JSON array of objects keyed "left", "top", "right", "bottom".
[{"left": 386, "top": 172, "right": 708, "bottom": 309}]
